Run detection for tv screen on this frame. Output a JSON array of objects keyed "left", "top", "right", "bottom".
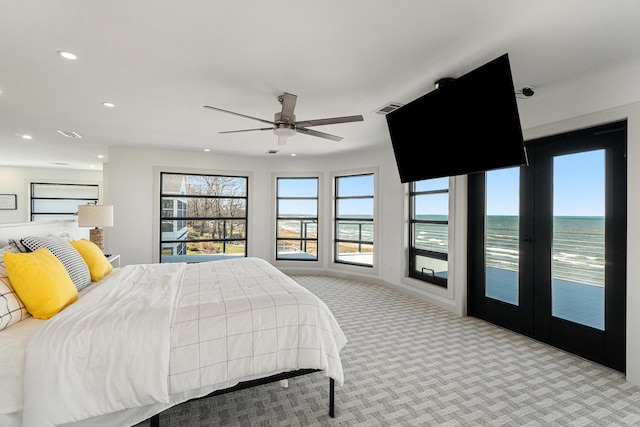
[{"left": 386, "top": 53, "right": 528, "bottom": 183}]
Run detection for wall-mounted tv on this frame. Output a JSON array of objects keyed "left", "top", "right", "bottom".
[{"left": 386, "top": 53, "right": 528, "bottom": 183}]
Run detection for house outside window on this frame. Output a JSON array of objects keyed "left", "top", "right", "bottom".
[
  {"left": 276, "top": 177, "right": 319, "bottom": 261},
  {"left": 160, "top": 172, "right": 248, "bottom": 263},
  {"left": 30, "top": 182, "right": 99, "bottom": 221},
  {"left": 409, "top": 177, "right": 449, "bottom": 287},
  {"left": 334, "top": 173, "right": 374, "bottom": 267}
]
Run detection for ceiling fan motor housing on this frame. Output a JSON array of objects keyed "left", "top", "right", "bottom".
[
  {"left": 273, "top": 112, "right": 296, "bottom": 137},
  {"left": 275, "top": 112, "right": 295, "bottom": 125}
]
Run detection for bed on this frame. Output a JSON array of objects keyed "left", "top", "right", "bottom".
[{"left": 0, "top": 222, "right": 347, "bottom": 427}]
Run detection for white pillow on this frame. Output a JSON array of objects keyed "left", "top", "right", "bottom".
[
  {"left": 1, "top": 244, "right": 31, "bottom": 330},
  {"left": 0, "top": 276, "right": 30, "bottom": 331},
  {"left": 0, "top": 244, "right": 20, "bottom": 277},
  {"left": 8, "top": 238, "right": 28, "bottom": 253}
]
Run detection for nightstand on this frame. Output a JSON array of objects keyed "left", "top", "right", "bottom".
[{"left": 106, "top": 254, "right": 121, "bottom": 268}]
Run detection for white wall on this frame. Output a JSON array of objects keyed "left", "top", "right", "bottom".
[
  {"left": 0, "top": 166, "right": 103, "bottom": 224},
  {"left": 104, "top": 148, "right": 273, "bottom": 266}
]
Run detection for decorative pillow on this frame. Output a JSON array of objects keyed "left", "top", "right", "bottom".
[
  {"left": 9, "top": 239, "right": 28, "bottom": 253},
  {"left": 70, "top": 238, "right": 113, "bottom": 282},
  {"left": 4, "top": 248, "right": 78, "bottom": 320},
  {"left": 21, "top": 236, "right": 91, "bottom": 292},
  {"left": 0, "top": 276, "right": 30, "bottom": 330},
  {"left": 0, "top": 244, "right": 21, "bottom": 277}
]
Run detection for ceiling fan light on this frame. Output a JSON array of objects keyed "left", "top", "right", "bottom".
[{"left": 273, "top": 125, "right": 296, "bottom": 138}]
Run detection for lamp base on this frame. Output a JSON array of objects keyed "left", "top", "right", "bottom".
[{"left": 89, "top": 228, "right": 104, "bottom": 251}]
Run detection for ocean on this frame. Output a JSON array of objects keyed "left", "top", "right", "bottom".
[
  {"left": 417, "top": 215, "right": 605, "bottom": 286},
  {"left": 281, "top": 215, "right": 606, "bottom": 286}
]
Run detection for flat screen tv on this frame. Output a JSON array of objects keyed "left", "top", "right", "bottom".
[{"left": 386, "top": 53, "right": 528, "bottom": 183}]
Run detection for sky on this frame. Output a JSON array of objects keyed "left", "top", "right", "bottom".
[
  {"left": 279, "top": 148, "right": 606, "bottom": 217},
  {"left": 487, "top": 149, "right": 605, "bottom": 216}
]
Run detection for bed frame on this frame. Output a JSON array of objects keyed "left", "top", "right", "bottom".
[{"left": 148, "top": 369, "right": 335, "bottom": 426}]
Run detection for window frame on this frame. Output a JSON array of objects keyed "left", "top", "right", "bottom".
[
  {"left": 408, "top": 179, "right": 449, "bottom": 288},
  {"left": 30, "top": 182, "right": 99, "bottom": 222},
  {"left": 159, "top": 171, "right": 249, "bottom": 263},
  {"left": 333, "top": 171, "right": 375, "bottom": 268},
  {"left": 275, "top": 176, "right": 319, "bottom": 262}
]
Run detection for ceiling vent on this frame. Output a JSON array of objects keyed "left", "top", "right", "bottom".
[
  {"left": 57, "top": 129, "right": 83, "bottom": 138},
  {"left": 374, "top": 102, "right": 404, "bottom": 115},
  {"left": 266, "top": 149, "right": 279, "bottom": 154}
]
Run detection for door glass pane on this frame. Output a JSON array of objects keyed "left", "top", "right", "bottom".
[
  {"left": 552, "top": 150, "right": 605, "bottom": 330},
  {"left": 485, "top": 167, "right": 520, "bottom": 305}
]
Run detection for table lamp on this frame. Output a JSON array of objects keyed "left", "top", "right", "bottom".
[{"left": 77, "top": 203, "right": 114, "bottom": 251}]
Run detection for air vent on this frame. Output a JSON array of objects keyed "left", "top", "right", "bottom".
[
  {"left": 50, "top": 162, "right": 70, "bottom": 166},
  {"left": 56, "top": 129, "right": 83, "bottom": 138},
  {"left": 266, "top": 149, "right": 279, "bottom": 154},
  {"left": 374, "top": 102, "right": 404, "bottom": 115}
]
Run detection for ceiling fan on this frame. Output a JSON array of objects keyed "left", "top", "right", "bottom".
[{"left": 203, "top": 92, "right": 364, "bottom": 145}]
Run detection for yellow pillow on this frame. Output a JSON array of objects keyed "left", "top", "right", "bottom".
[
  {"left": 3, "top": 248, "right": 78, "bottom": 320},
  {"left": 70, "top": 238, "right": 113, "bottom": 282}
]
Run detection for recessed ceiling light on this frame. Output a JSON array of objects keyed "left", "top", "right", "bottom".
[
  {"left": 57, "top": 50, "right": 77, "bottom": 60},
  {"left": 291, "top": 153, "right": 296, "bottom": 157},
  {"left": 204, "top": 148, "right": 211, "bottom": 152},
  {"left": 22, "top": 134, "right": 32, "bottom": 140},
  {"left": 101, "top": 101, "right": 115, "bottom": 108},
  {"left": 97, "top": 154, "right": 104, "bottom": 159},
  {"left": 89, "top": 165, "right": 95, "bottom": 168}
]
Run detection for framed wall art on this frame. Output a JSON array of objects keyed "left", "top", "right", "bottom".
[{"left": 0, "top": 194, "right": 17, "bottom": 210}]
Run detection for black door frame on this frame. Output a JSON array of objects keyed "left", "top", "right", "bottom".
[{"left": 467, "top": 120, "right": 627, "bottom": 372}]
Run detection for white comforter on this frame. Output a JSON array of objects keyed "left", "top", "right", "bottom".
[
  {"left": 22, "top": 262, "right": 186, "bottom": 427},
  {"left": 19, "top": 257, "right": 347, "bottom": 427}
]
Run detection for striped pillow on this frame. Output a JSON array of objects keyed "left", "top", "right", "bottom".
[{"left": 21, "top": 236, "right": 91, "bottom": 292}]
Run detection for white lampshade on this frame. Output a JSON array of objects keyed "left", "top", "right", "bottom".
[{"left": 77, "top": 204, "right": 114, "bottom": 228}]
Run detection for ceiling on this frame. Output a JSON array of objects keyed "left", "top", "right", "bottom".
[{"left": 2, "top": 1, "right": 640, "bottom": 170}]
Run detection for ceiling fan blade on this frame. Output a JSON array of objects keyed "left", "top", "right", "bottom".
[
  {"left": 279, "top": 93, "right": 297, "bottom": 122},
  {"left": 294, "top": 115, "right": 364, "bottom": 128},
  {"left": 296, "top": 127, "right": 343, "bottom": 142},
  {"left": 203, "top": 105, "right": 275, "bottom": 126},
  {"left": 219, "top": 127, "right": 273, "bottom": 134},
  {"left": 278, "top": 136, "right": 288, "bottom": 145}
]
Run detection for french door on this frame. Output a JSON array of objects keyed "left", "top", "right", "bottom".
[{"left": 467, "top": 120, "right": 627, "bottom": 372}]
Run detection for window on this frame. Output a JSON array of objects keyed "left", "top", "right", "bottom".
[
  {"left": 334, "top": 173, "right": 374, "bottom": 267},
  {"left": 276, "top": 177, "right": 318, "bottom": 261},
  {"left": 409, "top": 178, "right": 449, "bottom": 287},
  {"left": 30, "top": 182, "right": 99, "bottom": 221},
  {"left": 160, "top": 172, "right": 248, "bottom": 263}
]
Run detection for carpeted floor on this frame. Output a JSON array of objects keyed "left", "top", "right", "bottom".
[{"left": 137, "top": 275, "right": 640, "bottom": 426}]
